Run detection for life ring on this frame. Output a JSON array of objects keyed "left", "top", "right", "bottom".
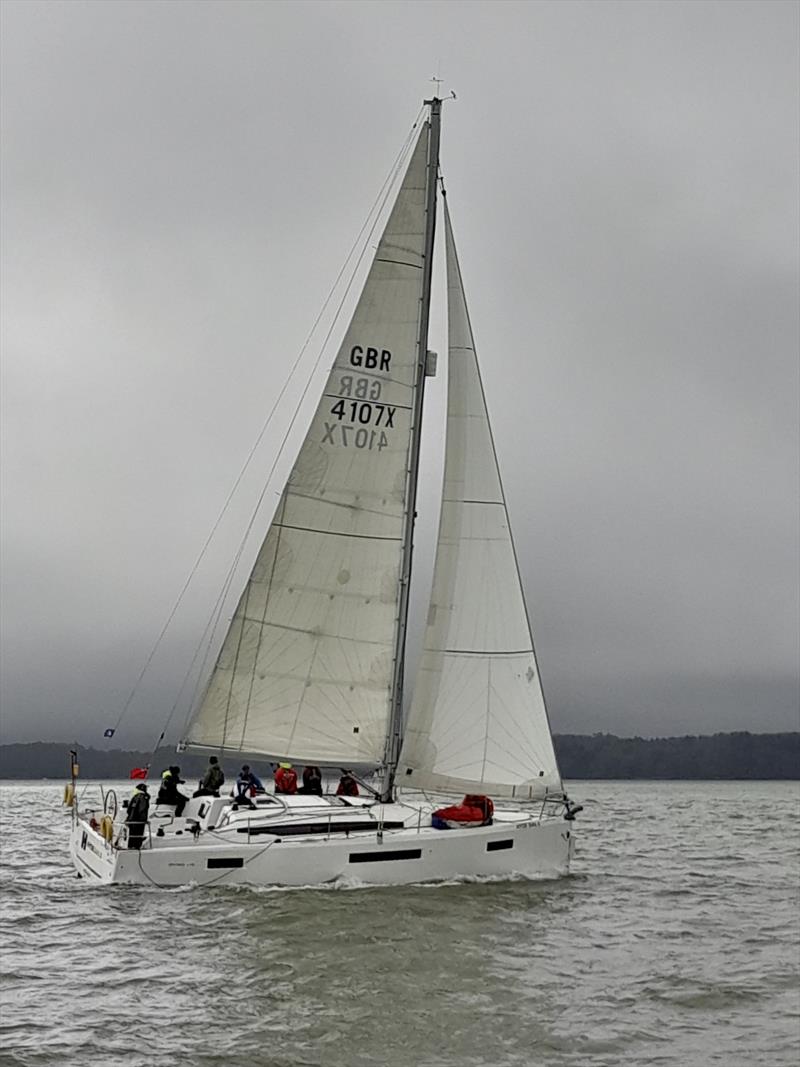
[
  {"left": 63, "top": 783, "right": 75, "bottom": 806},
  {"left": 103, "top": 789, "right": 118, "bottom": 820},
  {"left": 99, "top": 815, "right": 114, "bottom": 842}
]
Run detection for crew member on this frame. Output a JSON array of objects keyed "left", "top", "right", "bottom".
[
  {"left": 126, "top": 782, "right": 150, "bottom": 849},
  {"left": 274, "top": 762, "right": 298, "bottom": 795},
  {"left": 233, "top": 765, "right": 264, "bottom": 808},
  {"left": 301, "top": 765, "right": 323, "bottom": 796},
  {"left": 336, "top": 771, "right": 359, "bottom": 797},
  {"left": 157, "top": 765, "right": 189, "bottom": 816},
  {"left": 194, "top": 755, "right": 225, "bottom": 797}
]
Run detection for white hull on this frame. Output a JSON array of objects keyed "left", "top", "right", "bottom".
[{"left": 69, "top": 793, "right": 574, "bottom": 889}]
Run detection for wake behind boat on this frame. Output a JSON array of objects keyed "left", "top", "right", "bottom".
[{"left": 69, "top": 96, "right": 580, "bottom": 888}]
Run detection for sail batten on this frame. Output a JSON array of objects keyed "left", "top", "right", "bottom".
[
  {"left": 184, "top": 125, "right": 432, "bottom": 764},
  {"left": 399, "top": 199, "right": 562, "bottom": 800}
]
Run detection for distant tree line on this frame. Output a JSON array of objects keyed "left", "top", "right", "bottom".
[
  {"left": 554, "top": 732, "right": 799, "bottom": 780},
  {"left": 0, "top": 732, "right": 797, "bottom": 781},
  {"left": 0, "top": 744, "right": 213, "bottom": 782}
]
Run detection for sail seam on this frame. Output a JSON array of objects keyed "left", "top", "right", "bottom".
[
  {"left": 427, "top": 648, "right": 534, "bottom": 656},
  {"left": 324, "top": 368, "right": 411, "bottom": 387},
  {"left": 442, "top": 498, "right": 504, "bottom": 505},
  {"left": 322, "top": 392, "right": 413, "bottom": 412},
  {"left": 237, "top": 618, "right": 393, "bottom": 646},
  {"left": 285, "top": 489, "right": 402, "bottom": 518},
  {"left": 273, "top": 522, "right": 402, "bottom": 542},
  {"left": 374, "top": 257, "right": 423, "bottom": 269}
]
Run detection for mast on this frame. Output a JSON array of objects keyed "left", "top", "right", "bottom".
[{"left": 381, "top": 97, "right": 442, "bottom": 802}]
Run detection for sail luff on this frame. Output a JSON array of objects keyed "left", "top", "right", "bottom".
[
  {"left": 381, "top": 97, "right": 442, "bottom": 800},
  {"left": 398, "top": 195, "right": 562, "bottom": 799}
]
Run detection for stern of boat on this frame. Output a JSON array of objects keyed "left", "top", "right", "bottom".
[{"left": 70, "top": 816, "right": 121, "bottom": 884}]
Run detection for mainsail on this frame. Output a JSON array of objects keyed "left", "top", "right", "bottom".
[
  {"left": 184, "top": 126, "right": 432, "bottom": 764},
  {"left": 399, "top": 200, "right": 562, "bottom": 799}
]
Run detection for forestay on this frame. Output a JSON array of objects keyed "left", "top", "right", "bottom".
[
  {"left": 185, "top": 126, "right": 431, "bottom": 764},
  {"left": 399, "top": 201, "right": 562, "bottom": 799}
]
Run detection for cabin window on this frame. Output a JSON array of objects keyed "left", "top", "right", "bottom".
[
  {"left": 486, "top": 839, "right": 514, "bottom": 852},
  {"left": 207, "top": 857, "right": 244, "bottom": 869},
  {"left": 349, "top": 849, "right": 422, "bottom": 863}
]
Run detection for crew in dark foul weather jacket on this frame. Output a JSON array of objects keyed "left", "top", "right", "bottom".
[
  {"left": 336, "top": 771, "right": 359, "bottom": 797},
  {"left": 193, "top": 755, "right": 225, "bottom": 798},
  {"left": 126, "top": 783, "right": 150, "bottom": 850},
  {"left": 274, "top": 763, "right": 298, "bottom": 795},
  {"left": 300, "top": 766, "right": 323, "bottom": 796},
  {"left": 157, "top": 765, "right": 189, "bottom": 816}
]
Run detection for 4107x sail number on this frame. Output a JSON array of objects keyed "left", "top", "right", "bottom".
[
  {"left": 324, "top": 399, "right": 396, "bottom": 452},
  {"left": 322, "top": 346, "right": 397, "bottom": 451},
  {"left": 329, "top": 399, "right": 395, "bottom": 427}
]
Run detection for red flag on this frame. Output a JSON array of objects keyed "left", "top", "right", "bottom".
[{"left": 129, "top": 767, "right": 148, "bottom": 780}]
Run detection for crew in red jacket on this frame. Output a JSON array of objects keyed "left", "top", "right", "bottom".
[{"left": 274, "top": 762, "right": 298, "bottom": 794}]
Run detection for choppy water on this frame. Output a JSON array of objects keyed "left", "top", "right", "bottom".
[{"left": 1, "top": 780, "right": 798, "bottom": 1067}]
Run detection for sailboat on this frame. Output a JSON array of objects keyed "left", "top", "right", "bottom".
[{"left": 69, "top": 98, "right": 579, "bottom": 887}]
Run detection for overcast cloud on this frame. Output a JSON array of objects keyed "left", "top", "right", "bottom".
[{"left": 1, "top": 0, "right": 798, "bottom": 748}]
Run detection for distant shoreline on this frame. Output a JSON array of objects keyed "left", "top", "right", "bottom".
[{"left": 1, "top": 733, "right": 798, "bottom": 781}]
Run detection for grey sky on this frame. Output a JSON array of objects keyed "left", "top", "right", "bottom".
[{"left": 1, "top": 0, "right": 798, "bottom": 748}]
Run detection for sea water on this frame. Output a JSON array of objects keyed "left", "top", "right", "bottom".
[{"left": 0, "top": 780, "right": 798, "bottom": 1067}]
